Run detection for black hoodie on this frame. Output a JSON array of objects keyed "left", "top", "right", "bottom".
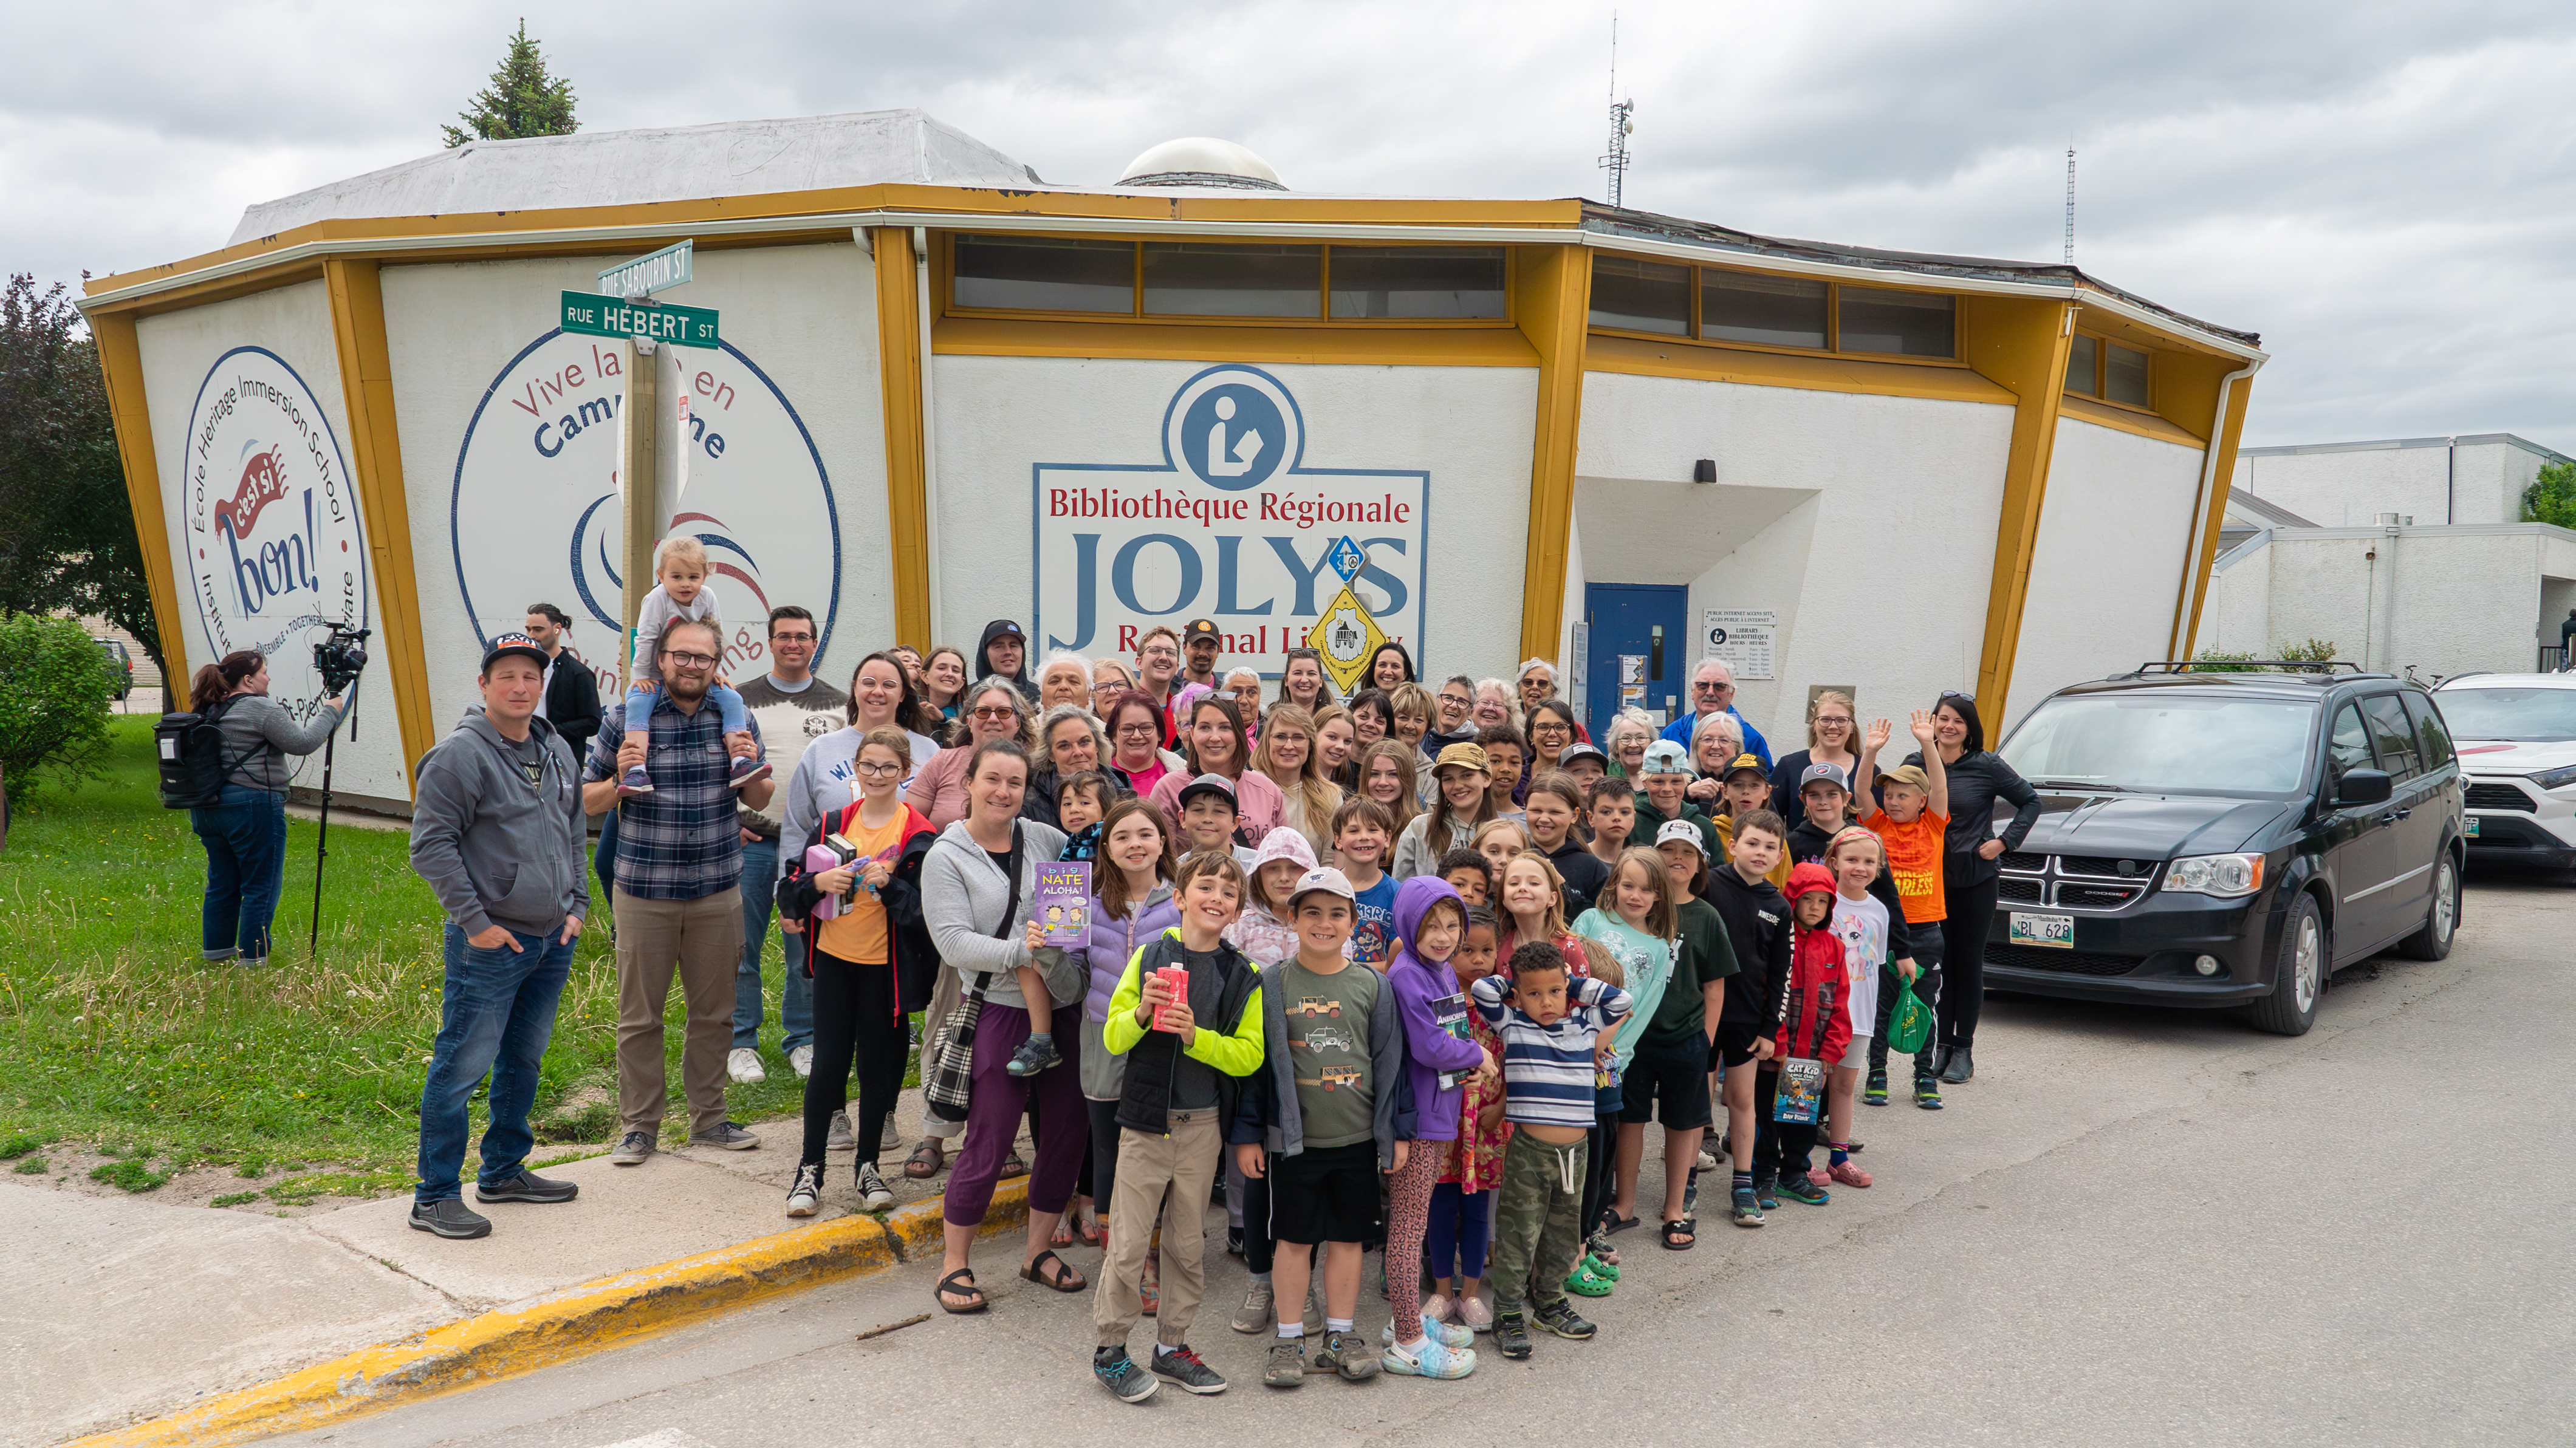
[
  {"left": 1705, "top": 864, "right": 1793, "bottom": 1031},
  {"left": 973, "top": 618, "right": 1037, "bottom": 703}
]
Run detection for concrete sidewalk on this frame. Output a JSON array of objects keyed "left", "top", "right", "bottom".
[{"left": 4, "top": 1091, "right": 1018, "bottom": 1447}]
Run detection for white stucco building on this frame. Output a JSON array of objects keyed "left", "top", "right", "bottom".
[{"left": 78, "top": 111, "right": 2267, "bottom": 805}]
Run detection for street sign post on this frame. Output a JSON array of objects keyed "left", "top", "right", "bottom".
[
  {"left": 598, "top": 240, "right": 693, "bottom": 299},
  {"left": 561, "top": 292, "right": 720, "bottom": 349}
]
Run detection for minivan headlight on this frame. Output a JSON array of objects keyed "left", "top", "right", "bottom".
[
  {"left": 2528, "top": 765, "right": 2576, "bottom": 792},
  {"left": 2165, "top": 853, "right": 2264, "bottom": 898}
]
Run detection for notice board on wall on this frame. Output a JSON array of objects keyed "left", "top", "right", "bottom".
[{"left": 1703, "top": 608, "right": 1778, "bottom": 681}]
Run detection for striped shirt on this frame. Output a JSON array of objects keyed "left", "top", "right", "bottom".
[{"left": 1468, "top": 974, "right": 1633, "bottom": 1130}]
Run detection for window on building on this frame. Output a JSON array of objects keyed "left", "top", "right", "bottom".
[
  {"left": 1838, "top": 286, "right": 1955, "bottom": 357},
  {"left": 1702, "top": 272, "right": 1828, "bottom": 349},
  {"left": 1142, "top": 242, "right": 1322, "bottom": 317},
  {"left": 953, "top": 234, "right": 1136, "bottom": 313},
  {"left": 2105, "top": 340, "right": 2150, "bottom": 406},
  {"left": 1329, "top": 247, "right": 1506, "bottom": 318},
  {"left": 1589, "top": 256, "right": 1690, "bottom": 335},
  {"left": 2066, "top": 333, "right": 2099, "bottom": 396}
]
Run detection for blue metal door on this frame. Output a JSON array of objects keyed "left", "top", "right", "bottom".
[{"left": 1584, "top": 583, "right": 1690, "bottom": 731}]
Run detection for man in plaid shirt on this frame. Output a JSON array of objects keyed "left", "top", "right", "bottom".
[{"left": 582, "top": 618, "right": 773, "bottom": 1164}]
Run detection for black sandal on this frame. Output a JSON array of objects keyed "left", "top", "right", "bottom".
[
  {"left": 1661, "top": 1217, "right": 1697, "bottom": 1251},
  {"left": 934, "top": 1268, "right": 987, "bottom": 1314},
  {"left": 1019, "top": 1248, "right": 1086, "bottom": 1293},
  {"left": 1603, "top": 1213, "right": 1642, "bottom": 1235}
]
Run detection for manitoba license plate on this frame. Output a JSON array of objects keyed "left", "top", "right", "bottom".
[{"left": 2009, "top": 912, "right": 2075, "bottom": 949}]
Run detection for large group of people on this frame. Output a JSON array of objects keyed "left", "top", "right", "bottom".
[{"left": 373, "top": 538, "right": 2044, "bottom": 1401}]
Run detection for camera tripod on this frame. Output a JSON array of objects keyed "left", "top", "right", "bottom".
[{"left": 307, "top": 685, "right": 355, "bottom": 958}]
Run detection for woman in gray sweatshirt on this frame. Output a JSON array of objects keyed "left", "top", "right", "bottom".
[
  {"left": 184, "top": 650, "right": 345, "bottom": 964},
  {"left": 917, "top": 736, "right": 1086, "bottom": 1314}
]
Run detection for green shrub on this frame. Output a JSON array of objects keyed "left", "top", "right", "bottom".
[
  {"left": 90, "top": 1157, "right": 170, "bottom": 1192},
  {"left": 0, "top": 612, "right": 117, "bottom": 807},
  {"left": 12, "top": 1156, "right": 46, "bottom": 1175},
  {"left": 0, "top": 1132, "right": 39, "bottom": 1159},
  {"left": 2523, "top": 460, "right": 2576, "bottom": 530}
]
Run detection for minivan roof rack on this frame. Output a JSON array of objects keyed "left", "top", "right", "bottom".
[{"left": 2115, "top": 660, "right": 2374, "bottom": 679}]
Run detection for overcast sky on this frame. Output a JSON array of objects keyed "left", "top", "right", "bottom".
[{"left": 8, "top": 1, "right": 2571, "bottom": 454}]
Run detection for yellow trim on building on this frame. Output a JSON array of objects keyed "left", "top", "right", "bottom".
[
  {"left": 933, "top": 314, "right": 1540, "bottom": 367},
  {"left": 1959, "top": 296, "right": 2078, "bottom": 716},
  {"left": 322, "top": 259, "right": 436, "bottom": 792},
  {"left": 1584, "top": 333, "right": 2013, "bottom": 405},
  {"left": 870, "top": 228, "right": 934, "bottom": 647},
  {"left": 2058, "top": 394, "right": 2207, "bottom": 447},
  {"left": 1514, "top": 247, "right": 1591, "bottom": 661},
  {"left": 2177, "top": 374, "right": 2257, "bottom": 657},
  {"left": 89, "top": 313, "right": 189, "bottom": 688}
]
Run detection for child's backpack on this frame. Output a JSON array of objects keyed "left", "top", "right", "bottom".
[{"left": 154, "top": 700, "right": 265, "bottom": 808}]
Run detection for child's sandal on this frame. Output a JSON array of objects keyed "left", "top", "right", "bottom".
[{"left": 1660, "top": 1216, "right": 1697, "bottom": 1251}]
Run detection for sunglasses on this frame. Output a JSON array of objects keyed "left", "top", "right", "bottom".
[{"left": 971, "top": 705, "right": 1018, "bottom": 721}]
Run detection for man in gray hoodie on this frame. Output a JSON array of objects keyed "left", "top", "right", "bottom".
[{"left": 405, "top": 632, "right": 592, "bottom": 1240}]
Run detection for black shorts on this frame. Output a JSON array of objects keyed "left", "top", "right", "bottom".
[
  {"left": 1711, "top": 1020, "right": 1762, "bottom": 1070},
  {"left": 1617, "top": 1039, "right": 1714, "bottom": 1129},
  {"left": 1265, "top": 1140, "right": 1381, "bottom": 1246}
]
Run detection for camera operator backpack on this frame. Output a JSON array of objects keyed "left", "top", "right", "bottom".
[{"left": 154, "top": 699, "right": 267, "bottom": 808}]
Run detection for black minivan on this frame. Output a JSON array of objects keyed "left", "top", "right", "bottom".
[{"left": 1982, "top": 664, "right": 2464, "bottom": 1035}]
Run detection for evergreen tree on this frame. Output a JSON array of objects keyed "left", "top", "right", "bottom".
[{"left": 441, "top": 21, "right": 578, "bottom": 148}]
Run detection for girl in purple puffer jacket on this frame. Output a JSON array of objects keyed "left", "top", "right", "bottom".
[
  {"left": 1070, "top": 799, "right": 1182, "bottom": 1260},
  {"left": 1382, "top": 876, "right": 1500, "bottom": 1379}
]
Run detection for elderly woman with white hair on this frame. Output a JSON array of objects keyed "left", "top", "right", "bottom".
[
  {"left": 1035, "top": 651, "right": 1094, "bottom": 712},
  {"left": 1516, "top": 657, "right": 1558, "bottom": 714},
  {"left": 1686, "top": 709, "right": 1745, "bottom": 808},
  {"left": 1470, "top": 678, "right": 1518, "bottom": 733},
  {"left": 1603, "top": 708, "right": 1657, "bottom": 778},
  {"left": 1221, "top": 666, "right": 1266, "bottom": 737}
]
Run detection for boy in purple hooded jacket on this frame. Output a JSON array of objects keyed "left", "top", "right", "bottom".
[{"left": 1382, "top": 876, "right": 1498, "bottom": 1379}]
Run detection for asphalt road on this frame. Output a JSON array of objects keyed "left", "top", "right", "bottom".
[{"left": 276, "top": 873, "right": 2575, "bottom": 1448}]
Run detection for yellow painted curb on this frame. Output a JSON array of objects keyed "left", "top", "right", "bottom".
[
  {"left": 66, "top": 1182, "right": 1033, "bottom": 1448},
  {"left": 884, "top": 1173, "right": 1029, "bottom": 1260}
]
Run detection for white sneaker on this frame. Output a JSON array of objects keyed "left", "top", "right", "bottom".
[
  {"left": 789, "top": 1044, "right": 814, "bottom": 1078},
  {"left": 727, "top": 1048, "right": 767, "bottom": 1084},
  {"left": 785, "top": 1163, "right": 823, "bottom": 1217},
  {"left": 1696, "top": 1148, "right": 1719, "bottom": 1172},
  {"left": 825, "top": 1110, "right": 855, "bottom": 1152},
  {"left": 855, "top": 1160, "right": 896, "bottom": 1212}
]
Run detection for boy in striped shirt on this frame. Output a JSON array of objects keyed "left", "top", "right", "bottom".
[{"left": 1468, "top": 940, "right": 1632, "bottom": 1359}]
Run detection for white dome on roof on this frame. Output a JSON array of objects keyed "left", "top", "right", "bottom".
[{"left": 1115, "top": 137, "right": 1286, "bottom": 191}]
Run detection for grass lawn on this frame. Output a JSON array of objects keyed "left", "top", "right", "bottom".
[{"left": 0, "top": 715, "right": 829, "bottom": 1192}]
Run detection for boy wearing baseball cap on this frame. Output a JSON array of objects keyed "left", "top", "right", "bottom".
[
  {"left": 1177, "top": 773, "right": 1260, "bottom": 875},
  {"left": 1711, "top": 753, "right": 1790, "bottom": 890},
  {"left": 1854, "top": 712, "right": 1950, "bottom": 1110},
  {"left": 1626, "top": 739, "right": 1720, "bottom": 861},
  {"left": 1236, "top": 867, "right": 1406, "bottom": 1388}
]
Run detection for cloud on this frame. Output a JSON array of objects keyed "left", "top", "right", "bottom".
[{"left": 7, "top": 0, "right": 2572, "bottom": 452}]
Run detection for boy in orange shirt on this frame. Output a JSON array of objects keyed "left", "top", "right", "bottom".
[{"left": 1852, "top": 710, "right": 1949, "bottom": 1110}]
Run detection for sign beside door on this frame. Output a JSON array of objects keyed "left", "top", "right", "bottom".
[{"left": 1704, "top": 607, "right": 1778, "bottom": 680}]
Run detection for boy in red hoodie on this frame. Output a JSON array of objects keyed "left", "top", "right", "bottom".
[{"left": 1752, "top": 862, "right": 1849, "bottom": 1209}]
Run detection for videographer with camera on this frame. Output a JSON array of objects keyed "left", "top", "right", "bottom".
[
  {"left": 405, "top": 632, "right": 591, "bottom": 1240},
  {"left": 183, "top": 648, "right": 346, "bottom": 966}
]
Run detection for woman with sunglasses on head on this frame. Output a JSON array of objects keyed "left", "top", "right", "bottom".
[
  {"left": 1767, "top": 691, "right": 1863, "bottom": 823},
  {"left": 1145, "top": 694, "right": 1284, "bottom": 847},
  {"left": 1898, "top": 692, "right": 2041, "bottom": 1086}
]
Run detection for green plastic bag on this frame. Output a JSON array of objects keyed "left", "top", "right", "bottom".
[{"left": 1888, "top": 981, "right": 1934, "bottom": 1055}]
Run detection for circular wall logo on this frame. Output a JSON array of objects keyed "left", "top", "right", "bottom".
[
  {"left": 180, "top": 346, "right": 368, "bottom": 719},
  {"left": 450, "top": 333, "right": 841, "bottom": 691},
  {"left": 1164, "top": 366, "right": 1300, "bottom": 490}
]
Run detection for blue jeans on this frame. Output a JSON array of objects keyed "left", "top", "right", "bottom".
[
  {"left": 188, "top": 785, "right": 286, "bottom": 960},
  {"left": 732, "top": 837, "right": 812, "bottom": 1053},
  {"left": 416, "top": 923, "right": 576, "bottom": 1204},
  {"left": 625, "top": 681, "right": 747, "bottom": 738}
]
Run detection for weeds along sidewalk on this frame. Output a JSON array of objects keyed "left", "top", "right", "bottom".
[{"left": 1, "top": 716, "right": 838, "bottom": 1202}]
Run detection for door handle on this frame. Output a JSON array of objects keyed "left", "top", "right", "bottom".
[
  {"left": 2377, "top": 812, "right": 2400, "bottom": 827},
  {"left": 2394, "top": 807, "right": 2412, "bottom": 821}
]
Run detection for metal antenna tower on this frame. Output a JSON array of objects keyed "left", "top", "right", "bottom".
[
  {"left": 2063, "top": 146, "right": 2076, "bottom": 265},
  {"left": 1598, "top": 15, "right": 1635, "bottom": 207}
]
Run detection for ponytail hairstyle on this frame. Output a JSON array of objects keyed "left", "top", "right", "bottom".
[{"left": 191, "top": 651, "right": 264, "bottom": 715}]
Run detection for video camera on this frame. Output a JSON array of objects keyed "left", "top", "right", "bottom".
[{"left": 313, "top": 625, "right": 371, "bottom": 694}]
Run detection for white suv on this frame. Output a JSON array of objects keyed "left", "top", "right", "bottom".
[{"left": 2429, "top": 673, "right": 2576, "bottom": 874}]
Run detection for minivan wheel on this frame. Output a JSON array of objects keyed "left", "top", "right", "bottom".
[
  {"left": 2396, "top": 850, "right": 2459, "bottom": 961},
  {"left": 2245, "top": 893, "right": 2324, "bottom": 1037}
]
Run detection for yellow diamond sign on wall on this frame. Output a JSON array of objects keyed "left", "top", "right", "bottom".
[{"left": 1306, "top": 581, "right": 1386, "bottom": 695}]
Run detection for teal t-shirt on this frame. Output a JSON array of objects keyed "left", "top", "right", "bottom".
[{"left": 1573, "top": 907, "right": 1674, "bottom": 1070}]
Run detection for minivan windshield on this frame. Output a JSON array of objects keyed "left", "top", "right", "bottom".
[
  {"left": 2428, "top": 687, "right": 2576, "bottom": 742},
  {"left": 2001, "top": 694, "right": 2317, "bottom": 796}
]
